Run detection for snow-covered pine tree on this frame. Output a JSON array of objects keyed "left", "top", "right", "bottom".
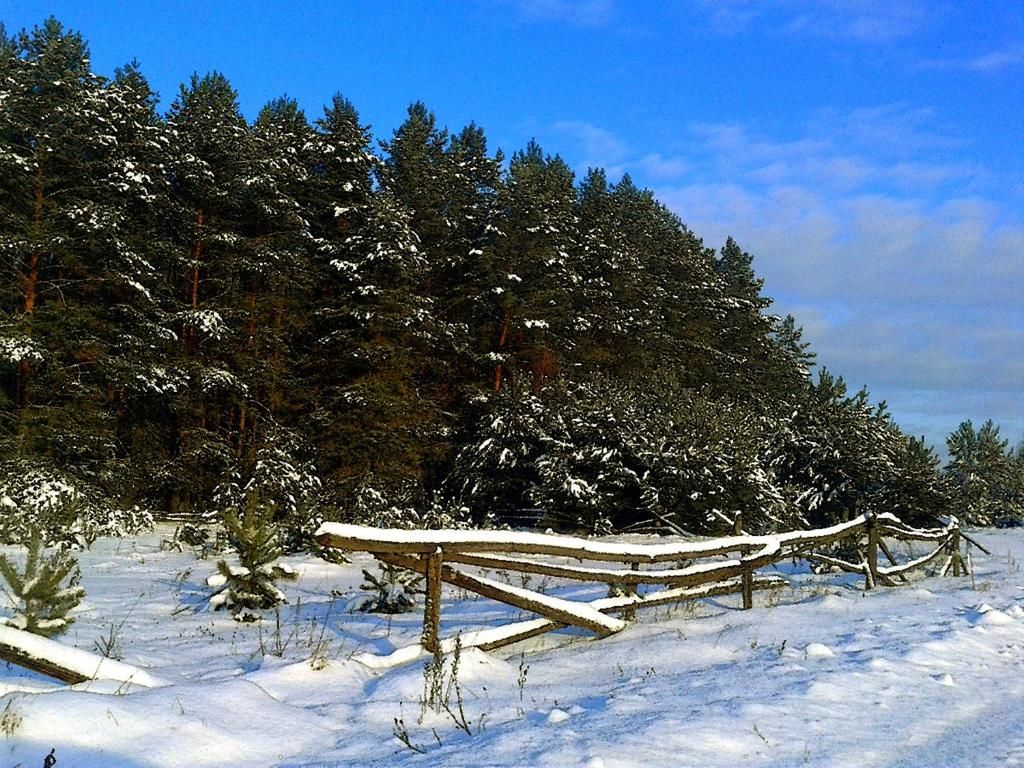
[
  {"left": 711, "top": 236, "right": 779, "bottom": 395},
  {"left": 208, "top": 494, "right": 296, "bottom": 621},
  {"left": 210, "top": 424, "right": 322, "bottom": 551},
  {"left": 879, "top": 435, "right": 952, "bottom": 527},
  {"left": 573, "top": 169, "right": 633, "bottom": 377},
  {"left": 235, "top": 98, "right": 318, "bottom": 437},
  {"left": 163, "top": 72, "right": 253, "bottom": 517},
  {"left": 490, "top": 141, "right": 581, "bottom": 395},
  {"left": 529, "top": 380, "right": 648, "bottom": 534},
  {"left": 0, "top": 20, "right": 173, "bottom": 508},
  {"left": 944, "top": 420, "right": 1016, "bottom": 526},
  {"left": 0, "top": 527, "right": 85, "bottom": 637},
  {"left": 767, "top": 314, "right": 816, "bottom": 393},
  {"left": 442, "top": 391, "right": 553, "bottom": 527},
  {"left": 379, "top": 101, "right": 451, "bottom": 256},
  {"left": 773, "top": 370, "right": 904, "bottom": 528},
  {"left": 426, "top": 121, "right": 505, "bottom": 403},
  {"left": 303, "top": 98, "right": 448, "bottom": 509},
  {"left": 357, "top": 562, "right": 422, "bottom": 614},
  {"left": 377, "top": 105, "right": 506, "bottom": 487}
]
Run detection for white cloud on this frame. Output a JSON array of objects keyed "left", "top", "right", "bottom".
[
  {"left": 968, "top": 43, "right": 1024, "bottom": 71},
  {"left": 809, "top": 104, "right": 964, "bottom": 155},
  {"left": 636, "top": 153, "right": 689, "bottom": 179},
  {"left": 552, "top": 120, "right": 630, "bottom": 174},
  {"left": 695, "top": 0, "right": 934, "bottom": 43},
  {"left": 546, "top": 105, "right": 1022, "bottom": 449},
  {"left": 505, "top": 0, "right": 617, "bottom": 27},
  {"left": 918, "top": 43, "right": 1024, "bottom": 73},
  {"left": 551, "top": 121, "right": 690, "bottom": 181},
  {"left": 638, "top": 106, "right": 1024, "bottom": 449}
]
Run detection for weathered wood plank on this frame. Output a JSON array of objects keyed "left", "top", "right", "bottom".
[
  {"left": 478, "top": 575, "right": 788, "bottom": 652},
  {"left": 318, "top": 514, "right": 886, "bottom": 564},
  {"left": 876, "top": 539, "right": 948, "bottom": 578},
  {"left": 866, "top": 516, "right": 879, "bottom": 590},
  {"left": 877, "top": 538, "right": 909, "bottom": 583},
  {"left": 375, "top": 553, "right": 626, "bottom": 637},
  {"left": 878, "top": 523, "right": 949, "bottom": 542},
  {"left": 951, "top": 527, "right": 962, "bottom": 577},
  {"left": 441, "top": 551, "right": 755, "bottom": 586}
]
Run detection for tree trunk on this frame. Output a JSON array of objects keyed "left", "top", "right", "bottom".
[
  {"left": 16, "top": 168, "right": 46, "bottom": 411},
  {"left": 237, "top": 403, "right": 247, "bottom": 459},
  {"left": 23, "top": 165, "right": 44, "bottom": 316},
  {"left": 493, "top": 306, "right": 511, "bottom": 392},
  {"left": 190, "top": 207, "right": 204, "bottom": 309},
  {"left": 530, "top": 347, "right": 557, "bottom": 394},
  {"left": 247, "top": 285, "right": 258, "bottom": 345}
]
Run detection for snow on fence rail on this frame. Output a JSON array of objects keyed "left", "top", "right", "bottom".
[{"left": 316, "top": 512, "right": 983, "bottom": 656}]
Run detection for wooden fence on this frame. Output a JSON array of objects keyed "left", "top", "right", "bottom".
[{"left": 316, "top": 512, "right": 987, "bottom": 656}]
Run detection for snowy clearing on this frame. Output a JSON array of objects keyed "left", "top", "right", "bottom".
[{"left": 0, "top": 525, "right": 1023, "bottom": 767}]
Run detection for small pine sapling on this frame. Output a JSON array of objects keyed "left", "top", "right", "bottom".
[
  {"left": 0, "top": 528, "right": 85, "bottom": 637},
  {"left": 207, "top": 496, "right": 296, "bottom": 622},
  {"left": 358, "top": 562, "right": 422, "bottom": 613}
]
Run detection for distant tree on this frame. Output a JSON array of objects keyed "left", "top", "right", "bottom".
[
  {"left": 945, "top": 420, "right": 1019, "bottom": 526},
  {"left": 879, "top": 436, "right": 952, "bottom": 527},
  {"left": 490, "top": 140, "right": 581, "bottom": 394}
]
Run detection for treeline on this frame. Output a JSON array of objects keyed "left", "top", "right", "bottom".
[{"left": 0, "top": 19, "right": 1019, "bottom": 541}]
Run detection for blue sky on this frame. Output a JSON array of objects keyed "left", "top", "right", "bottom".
[{"left": 3, "top": 0, "right": 1022, "bottom": 455}]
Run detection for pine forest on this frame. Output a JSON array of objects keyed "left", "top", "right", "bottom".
[{"left": 1, "top": 19, "right": 1022, "bottom": 549}]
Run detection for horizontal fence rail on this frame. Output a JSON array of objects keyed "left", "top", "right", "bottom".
[{"left": 316, "top": 512, "right": 978, "bottom": 656}]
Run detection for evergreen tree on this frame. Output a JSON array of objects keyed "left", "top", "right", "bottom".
[
  {"left": 305, "top": 97, "right": 444, "bottom": 509},
  {"left": 0, "top": 527, "right": 85, "bottom": 637},
  {"left": 773, "top": 370, "right": 903, "bottom": 527},
  {"left": 945, "top": 420, "right": 1017, "bottom": 526},
  {"left": 490, "top": 140, "right": 581, "bottom": 394},
  {"left": 162, "top": 71, "right": 253, "bottom": 516},
  {"left": 443, "top": 391, "right": 552, "bottom": 526},
  {"left": 0, "top": 19, "right": 172, "bottom": 505},
  {"left": 572, "top": 170, "right": 649, "bottom": 377},
  {"left": 380, "top": 101, "right": 450, "bottom": 255},
  {"left": 880, "top": 435, "right": 951, "bottom": 527},
  {"left": 208, "top": 495, "right": 296, "bottom": 621}
]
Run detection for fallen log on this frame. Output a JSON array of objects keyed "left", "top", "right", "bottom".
[{"left": 0, "top": 624, "right": 165, "bottom": 688}]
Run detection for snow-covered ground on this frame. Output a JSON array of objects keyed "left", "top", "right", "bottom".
[{"left": 0, "top": 525, "right": 1023, "bottom": 767}]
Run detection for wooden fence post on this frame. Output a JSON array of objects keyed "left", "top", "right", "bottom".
[
  {"left": 735, "top": 512, "right": 753, "bottom": 609},
  {"left": 865, "top": 514, "right": 879, "bottom": 590},
  {"left": 422, "top": 548, "right": 443, "bottom": 653},
  {"left": 741, "top": 555, "right": 754, "bottom": 610},
  {"left": 624, "top": 561, "right": 640, "bottom": 621},
  {"left": 951, "top": 525, "right": 962, "bottom": 577}
]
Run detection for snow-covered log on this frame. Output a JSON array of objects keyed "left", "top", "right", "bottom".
[
  {"left": 442, "top": 551, "right": 756, "bottom": 586},
  {"left": 316, "top": 513, "right": 898, "bottom": 564},
  {"left": 877, "top": 541, "right": 950, "bottom": 577},
  {"left": 376, "top": 552, "right": 625, "bottom": 636},
  {"left": 352, "top": 574, "right": 788, "bottom": 661},
  {"left": 0, "top": 624, "right": 166, "bottom": 688}
]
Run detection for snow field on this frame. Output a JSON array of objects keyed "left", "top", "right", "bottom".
[{"left": 0, "top": 526, "right": 1021, "bottom": 766}]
